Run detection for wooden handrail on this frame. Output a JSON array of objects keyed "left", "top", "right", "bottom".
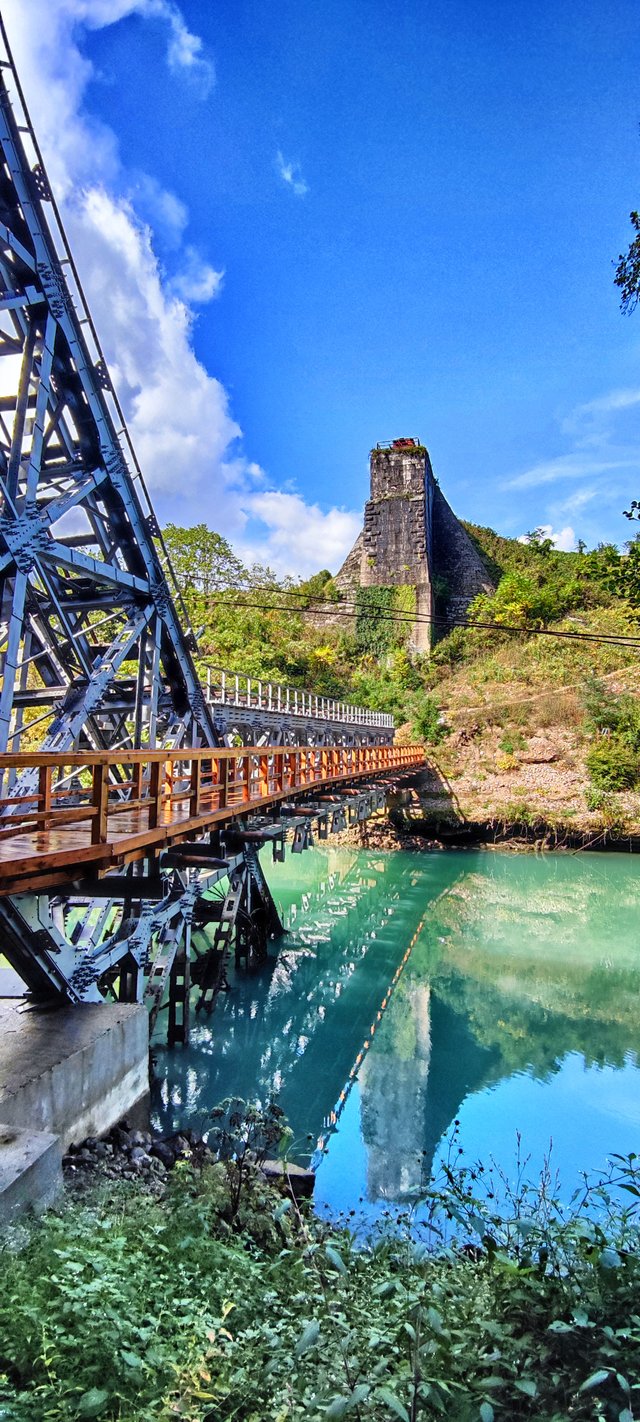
[
  {"left": 0, "top": 744, "right": 425, "bottom": 854},
  {"left": 0, "top": 744, "right": 423, "bottom": 769}
]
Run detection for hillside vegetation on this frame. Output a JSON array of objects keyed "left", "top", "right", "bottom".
[{"left": 164, "top": 522, "right": 640, "bottom": 836}]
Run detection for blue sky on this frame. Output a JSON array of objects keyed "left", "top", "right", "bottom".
[{"left": 5, "top": 0, "right": 640, "bottom": 573}]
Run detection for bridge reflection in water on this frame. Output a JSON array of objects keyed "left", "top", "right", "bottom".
[{"left": 151, "top": 847, "right": 640, "bottom": 1224}]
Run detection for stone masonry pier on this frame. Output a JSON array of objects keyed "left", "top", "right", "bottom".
[{"left": 334, "top": 439, "right": 494, "bottom": 651}]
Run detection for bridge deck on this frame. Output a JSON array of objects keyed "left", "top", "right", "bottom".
[{"left": 0, "top": 744, "right": 423, "bottom": 896}]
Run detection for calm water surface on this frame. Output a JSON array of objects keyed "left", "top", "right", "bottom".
[{"left": 151, "top": 848, "right": 640, "bottom": 1225}]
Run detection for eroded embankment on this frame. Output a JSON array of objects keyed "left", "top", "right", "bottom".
[{"left": 337, "top": 768, "right": 640, "bottom": 853}]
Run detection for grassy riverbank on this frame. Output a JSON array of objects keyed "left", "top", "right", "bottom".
[{"left": 1, "top": 1142, "right": 640, "bottom": 1421}]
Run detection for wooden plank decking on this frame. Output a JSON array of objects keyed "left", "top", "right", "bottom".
[{"left": 0, "top": 744, "right": 424, "bottom": 896}]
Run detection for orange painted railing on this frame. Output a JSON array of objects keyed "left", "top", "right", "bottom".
[{"left": 0, "top": 744, "right": 424, "bottom": 848}]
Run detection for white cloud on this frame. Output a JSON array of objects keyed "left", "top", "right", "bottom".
[
  {"left": 130, "top": 173, "right": 189, "bottom": 246},
  {"left": 239, "top": 492, "right": 361, "bottom": 578},
  {"left": 566, "top": 386, "right": 640, "bottom": 427},
  {"left": 553, "top": 487, "right": 599, "bottom": 515},
  {"left": 0, "top": 2, "right": 352, "bottom": 578},
  {"left": 158, "top": 1, "right": 215, "bottom": 93},
  {"left": 504, "top": 453, "right": 637, "bottom": 490},
  {"left": 553, "top": 526, "right": 577, "bottom": 552},
  {"left": 517, "top": 524, "right": 577, "bottom": 552},
  {"left": 169, "top": 246, "right": 224, "bottom": 304},
  {"left": 503, "top": 379, "right": 640, "bottom": 507},
  {"left": 65, "top": 184, "right": 238, "bottom": 499},
  {"left": 276, "top": 150, "right": 309, "bottom": 197}
]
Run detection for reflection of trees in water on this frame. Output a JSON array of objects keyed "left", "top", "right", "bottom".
[
  {"left": 357, "top": 854, "right": 640, "bottom": 1202},
  {"left": 427, "top": 858, "right": 640, "bottom": 1073},
  {"left": 433, "top": 967, "right": 639, "bottom": 1078},
  {"left": 152, "top": 849, "right": 640, "bottom": 1190}
]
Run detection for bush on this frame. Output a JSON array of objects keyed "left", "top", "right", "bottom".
[
  {"left": 4, "top": 1143, "right": 640, "bottom": 1420},
  {"left": 499, "top": 731, "right": 526, "bottom": 754},
  {"left": 585, "top": 739, "right": 639, "bottom": 791},
  {"left": 582, "top": 676, "right": 640, "bottom": 747},
  {"left": 412, "top": 695, "right": 447, "bottom": 744},
  {"left": 430, "top": 625, "right": 468, "bottom": 667}
]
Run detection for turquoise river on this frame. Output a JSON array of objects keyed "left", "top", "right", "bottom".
[{"left": 151, "top": 847, "right": 640, "bottom": 1228}]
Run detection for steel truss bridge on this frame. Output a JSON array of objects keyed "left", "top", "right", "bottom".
[{"left": 0, "top": 27, "right": 425, "bottom": 1039}]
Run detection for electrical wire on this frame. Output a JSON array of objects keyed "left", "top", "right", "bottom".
[{"left": 207, "top": 592, "right": 640, "bottom": 650}]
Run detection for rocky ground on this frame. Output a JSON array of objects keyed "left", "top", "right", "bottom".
[
  {"left": 63, "top": 1122, "right": 315, "bottom": 1198},
  {"left": 62, "top": 1123, "right": 212, "bottom": 1193},
  {"left": 427, "top": 723, "right": 640, "bottom": 838},
  {"left": 418, "top": 653, "right": 640, "bottom": 839},
  {"left": 339, "top": 725, "right": 640, "bottom": 850}
]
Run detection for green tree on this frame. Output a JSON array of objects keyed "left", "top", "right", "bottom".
[
  {"left": 164, "top": 523, "right": 246, "bottom": 596},
  {"left": 614, "top": 209, "right": 640, "bottom": 312},
  {"left": 524, "top": 527, "right": 554, "bottom": 555},
  {"left": 613, "top": 221, "right": 640, "bottom": 571}
]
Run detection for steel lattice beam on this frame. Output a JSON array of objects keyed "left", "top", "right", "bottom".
[
  {"left": 0, "top": 41, "right": 216, "bottom": 763},
  {"left": 0, "top": 25, "right": 409, "bottom": 1031}
]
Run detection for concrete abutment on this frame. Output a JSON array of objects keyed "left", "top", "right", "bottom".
[{"left": 0, "top": 999, "right": 149, "bottom": 1225}]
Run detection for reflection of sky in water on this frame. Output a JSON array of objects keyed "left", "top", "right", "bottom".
[{"left": 151, "top": 847, "right": 640, "bottom": 1228}]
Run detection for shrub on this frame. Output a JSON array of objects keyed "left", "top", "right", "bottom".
[
  {"left": 499, "top": 731, "right": 526, "bottom": 754},
  {"left": 5, "top": 1140, "right": 640, "bottom": 1421},
  {"left": 430, "top": 625, "right": 468, "bottom": 666},
  {"left": 582, "top": 676, "right": 640, "bottom": 747},
  {"left": 412, "top": 695, "right": 447, "bottom": 744},
  {"left": 585, "top": 739, "right": 639, "bottom": 791},
  {"left": 584, "top": 785, "right": 628, "bottom": 830}
]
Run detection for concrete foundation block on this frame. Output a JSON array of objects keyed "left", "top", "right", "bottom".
[
  {"left": 0, "top": 1123, "right": 62, "bottom": 1226},
  {"left": 0, "top": 1002, "right": 149, "bottom": 1149}
]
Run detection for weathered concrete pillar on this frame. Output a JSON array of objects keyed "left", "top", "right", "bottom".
[
  {"left": 332, "top": 437, "right": 495, "bottom": 650},
  {"left": 360, "top": 442, "right": 434, "bottom": 651}
]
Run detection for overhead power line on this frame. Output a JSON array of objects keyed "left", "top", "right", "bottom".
[{"left": 209, "top": 593, "right": 640, "bottom": 650}]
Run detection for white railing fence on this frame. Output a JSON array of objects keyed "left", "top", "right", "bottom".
[{"left": 203, "top": 666, "right": 394, "bottom": 729}]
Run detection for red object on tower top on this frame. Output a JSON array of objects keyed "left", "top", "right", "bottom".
[{"left": 392, "top": 437, "right": 419, "bottom": 449}]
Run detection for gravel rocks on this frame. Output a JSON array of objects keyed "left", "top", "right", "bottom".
[{"left": 62, "top": 1120, "right": 214, "bottom": 1193}]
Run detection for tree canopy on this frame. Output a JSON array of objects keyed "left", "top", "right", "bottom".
[
  {"left": 614, "top": 209, "right": 640, "bottom": 313},
  {"left": 163, "top": 523, "right": 246, "bottom": 595}
]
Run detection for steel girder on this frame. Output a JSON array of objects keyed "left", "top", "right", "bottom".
[
  {"left": 0, "top": 30, "right": 401, "bottom": 1028},
  {"left": 209, "top": 708, "right": 392, "bottom": 748},
  {"left": 0, "top": 52, "right": 216, "bottom": 765},
  {"left": 0, "top": 29, "right": 224, "bottom": 1019}
]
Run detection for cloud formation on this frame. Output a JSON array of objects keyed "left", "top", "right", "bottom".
[
  {"left": 276, "top": 150, "right": 309, "bottom": 197},
  {"left": 156, "top": 0, "right": 215, "bottom": 93},
  {"left": 565, "top": 386, "right": 640, "bottom": 427},
  {"left": 501, "top": 378, "right": 640, "bottom": 551},
  {"left": 504, "top": 453, "right": 637, "bottom": 491},
  {"left": 0, "top": 2, "right": 355, "bottom": 578},
  {"left": 518, "top": 524, "right": 577, "bottom": 552},
  {"left": 239, "top": 493, "right": 361, "bottom": 576}
]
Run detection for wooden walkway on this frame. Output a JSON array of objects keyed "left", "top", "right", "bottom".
[{"left": 0, "top": 744, "right": 424, "bottom": 896}]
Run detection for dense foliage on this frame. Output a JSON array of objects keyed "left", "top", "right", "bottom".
[
  {"left": 2, "top": 1137, "right": 640, "bottom": 1421},
  {"left": 582, "top": 677, "right": 640, "bottom": 793},
  {"left": 462, "top": 525, "right": 630, "bottom": 629},
  {"left": 160, "top": 527, "right": 437, "bottom": 734}
]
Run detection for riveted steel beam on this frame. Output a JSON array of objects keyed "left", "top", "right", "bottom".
[{"left": 0, "top": 25, "right": 403, "bottom": 1028}]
